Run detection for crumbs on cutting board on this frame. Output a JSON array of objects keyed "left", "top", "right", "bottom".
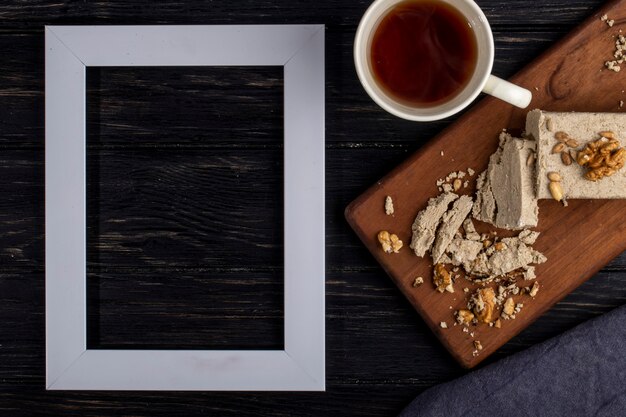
[
  {"left": 602, "top": 14, "right": 625, "bottom": 73},
  {"left": 601, "top": 13, "right": 615, "bottom": 28},
  {"left": 435, "top": 169, "right": 474, "bottom": 193},
  {"left": 385, "top": 195, "right": 395, "bottom": 215}
]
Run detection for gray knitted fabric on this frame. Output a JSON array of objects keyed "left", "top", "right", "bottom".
[{"left": 398, "top": 304, "right": 626, "bottom": 417}]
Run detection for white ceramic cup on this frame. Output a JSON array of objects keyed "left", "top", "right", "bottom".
[{"left": 354, "top": 0, "right": 532, "bottom": 121}]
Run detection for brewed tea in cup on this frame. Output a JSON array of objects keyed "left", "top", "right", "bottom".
[{"left": 354, "top": 0, "right": 532, "bottom": 121}]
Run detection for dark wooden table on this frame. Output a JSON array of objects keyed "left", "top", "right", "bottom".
[{"left": 1, "top": 1, "right": 625, "bottom": 416}]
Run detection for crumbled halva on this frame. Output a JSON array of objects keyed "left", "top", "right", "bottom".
[
  {"left": 410, "top": 192, "right": 458, "bottom": 257},
  {"left": 384, "top": 195, "right": 394, "bottom": 215},
  {"left": 442, "top": 228, "right": 546, "bottom": 281},
  {"left": 479, "top": 236, "right": 547, "bottom": 278},
  {"left": 444, "top": 238, "right": 484, "bottom": 272},
  {"left": 462, "top": 218, "right": 481, "bottom": 241},
  {"left": 518, "top": 229, "right": 540, "bottom": 245}
]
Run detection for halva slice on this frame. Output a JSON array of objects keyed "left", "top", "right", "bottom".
[
  {"left": 410, "top": 192, "right": 458, "bottom": 257},
  {"left": 526, "top": 109, "right": 626, "bottom": 199},
  {"left": 431, "top": 195, "right": 474, "bottom": 264},
  {"left": 473, "top": 170, "right": 497, "bottom": 224},
  {"left": 473, "top": 132, "right": 538, "bottom": 229}
]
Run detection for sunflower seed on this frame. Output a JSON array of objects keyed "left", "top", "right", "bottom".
[
  {"left": 552, "top": 142, "right": 566, "bottom": 153},
  {"left": 561, "top": 151, "right": 572, "bottom": 165},
  {"left": 555, "top": 131, "right": 569, "bottom": 142}
]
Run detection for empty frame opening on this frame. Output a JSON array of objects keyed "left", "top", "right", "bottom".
[{"left": 85, "top": 66, "right": 285, "bottom": 350}]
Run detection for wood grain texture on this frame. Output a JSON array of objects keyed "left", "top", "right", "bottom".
[
  {"left": 0, "top": 29, "right": 568, "bottom": 148},
  {"left": 86, "top": 149, "right": 284, "bottom": 269},
  {"left": 0, "top": 0, "right": 605, "bottom": 29},
  {"left": 1, "top": 0, "right": 625, "bottom": 415},
  {"left": 86, "top": 270, "right": 285, "bottom": 350},
  {"left": 87, "top": 66, "right": 284, "bottom": 147},
  {"left": 346, "top": 0, "right": 626, "bottom": 368}
]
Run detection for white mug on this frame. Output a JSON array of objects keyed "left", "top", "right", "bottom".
[{"left": 354, "top": 0, "right": 532, "bottom": 121}]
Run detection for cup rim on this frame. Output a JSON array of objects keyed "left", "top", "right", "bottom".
[{"left": 354, "top": 0, "right": 495, "bottom": 121}]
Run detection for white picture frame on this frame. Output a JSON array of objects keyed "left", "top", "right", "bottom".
[{"left": 45, "top": 25, "right": 325, "bottom": 391}]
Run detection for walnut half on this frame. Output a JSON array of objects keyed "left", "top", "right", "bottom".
[
  {"left": 455, "top": 309, "right": 474, "bottom": 324},
  {"left": 470, "top": 287, "right": 496, "bottom": 323},
  {"left": 377, "top": 231, "right": 403, "bottom": 253},
  {"left": 576, "top": 134, "right": 625, "bottom": 181},
  {"left": 433, "top": 263, "right": 453, "bottom": 293}
]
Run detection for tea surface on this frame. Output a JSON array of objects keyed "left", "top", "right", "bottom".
[{"left": 370, "top": 0, "right": 478, "bottom": 107}]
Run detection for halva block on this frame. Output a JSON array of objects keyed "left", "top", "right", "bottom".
[
  {"left": 473, "top": 132, "right": 538, "bottom": 230},
  {"left": 526, "top": 109, "right": 626, "bottom": 199}
]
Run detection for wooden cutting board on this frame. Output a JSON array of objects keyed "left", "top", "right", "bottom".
[{"left": 345, "top": 0, "right": 626, "bottom": 368}]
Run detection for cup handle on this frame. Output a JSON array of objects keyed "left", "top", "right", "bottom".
[{"left": 482, "top": 75, "right": 532, "bottom": 109}]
